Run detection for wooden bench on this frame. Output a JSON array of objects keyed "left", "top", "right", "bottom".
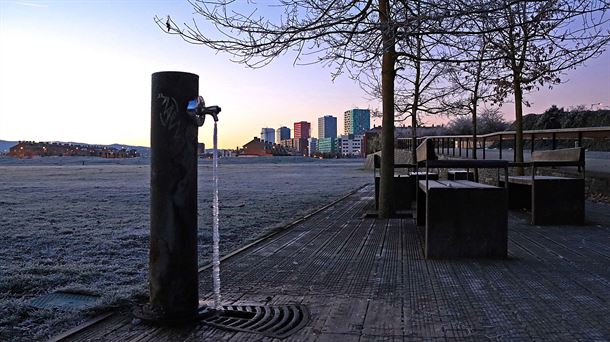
[
  {"left": 505, "top": 147, "right": 585, "bottom": 225},
  {"left": 416, "top": 139, "right": 509, "bottom": 259}
]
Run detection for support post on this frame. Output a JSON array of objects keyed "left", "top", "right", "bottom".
[
  {"left": 148, "top": 71, "right": 199, "bottom": 321},
  {"left": 499, "top": 135, "right": 503, "bottom": 159},
  {"left": 513, "top": 134, "right": 517, "bottom": 162}
]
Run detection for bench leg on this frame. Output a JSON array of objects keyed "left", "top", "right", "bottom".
[
  {"left": 500, "top": 180, "right": 531, "bottom": 210},
  {"left": 416, "top": 187, "right": 426, "bottom": 226}
]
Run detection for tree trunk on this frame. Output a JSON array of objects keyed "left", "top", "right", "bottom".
[
  {"left": 472, "top": 106, "right": 477, "bottom": 160},
  {"left": 513, "top": 77, "right": 524, "bottom": 175},
  {"left": 378, "top": 0, "right": 395, "bottom": 218}
]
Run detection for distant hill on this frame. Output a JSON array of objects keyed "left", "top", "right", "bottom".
[
  {"left": 510, "top": 106, "right": 610, "bottom": 131},
  {"left": 0, "top": 140, "right": 150, "bottom": 156},
  {"left": 508, "top": 106, "right": 610, "bottom": 150},
  {"left": 0, "top": 140, "right": 18, "bottom": 153}
]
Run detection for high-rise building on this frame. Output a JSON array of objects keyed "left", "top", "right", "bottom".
[
  {"left": 260, "top": 127, "right": 275, "bottom": 143},
  {"left": 318, "top": 115, "right": 337, "bottom": 139},
  {"left": 294, "top": 121, "right": 311, "bottom": 139},
  {"left": 276, "top": 126, "right": 291, "bottom": 142},
  {"left": 344, "top": 109, "right": 371, "bottom": 135}
]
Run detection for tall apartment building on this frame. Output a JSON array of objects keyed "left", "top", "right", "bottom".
[
  {"left": 317, "top": 115, "right": 337, "bottom": 139},
  {"left": 294, "top": 121, "right": 311, "bottom": 139},
  {"left": 276, "top": 126, "right": 291, "bottom": 142},
  {"left": 344, "top": 109, "right": 371, "bottom": 135},
  {"left": 260, "top": 127, "right": 275, "bottom": 143}
]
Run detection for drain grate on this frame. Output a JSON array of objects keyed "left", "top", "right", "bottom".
[
  {"left": 199, "top": 304, "right": 309, "bottom": 339},
  {"left": 30, "top": 291, "right": 99, "bottom": 311}
]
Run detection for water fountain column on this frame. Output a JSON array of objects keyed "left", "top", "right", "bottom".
[{"left": 149, "top": 71, "right": 199, "bottom": 320}]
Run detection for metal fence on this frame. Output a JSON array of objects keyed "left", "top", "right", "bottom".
[{"left": 400, "top": 126, "right": 610, "bottom": 161}]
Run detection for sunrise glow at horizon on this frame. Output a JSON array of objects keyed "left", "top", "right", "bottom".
[{"left": 1, "top": 1, "right": 609, "bottom": 149}]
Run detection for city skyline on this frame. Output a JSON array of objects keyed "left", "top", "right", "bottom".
[{"left": 1, "top": 1, "right": 608, "bottom": 149}]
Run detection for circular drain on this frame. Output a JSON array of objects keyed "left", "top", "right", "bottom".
[{"left": 199, "top": 304, "right": 309, "bottom": 339}]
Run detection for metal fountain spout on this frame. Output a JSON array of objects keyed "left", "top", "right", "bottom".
[{"left": 187, "top": 95, "right": 222, "bottom": 126}]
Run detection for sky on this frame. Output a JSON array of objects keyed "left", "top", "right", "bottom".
[{"left": 0, "top": 0, "right": 609, "bottom": 149}]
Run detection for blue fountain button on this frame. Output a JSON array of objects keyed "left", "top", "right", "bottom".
[{"left": 187, "top": 99, "right": 198, "bottom": 111}]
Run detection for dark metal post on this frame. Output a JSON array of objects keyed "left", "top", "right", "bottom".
[
  {"left": 482, "top": 137, "right": 486, "bottom": 159},
  {"left": 149, "top": 71, "right": 199, "bottom": 321},
  {"left": 552, "top": 132, "right": 557, "bottom": 149},
  {"left": 577, "top": 132, "right": 583, "bottom": 147},
  {"left": 459, "top": 138, "right": 462, "bottom": 157},
  {"left": 499, "top": 135, "right": 503, "bottom": 159},
  {"left": 513, "top": 134, "right": 517, "bottom": 162},
  {"left": 531, "top": 133, "right": 535, "bottom": 154},
  {"left": 451, "top": 138, "right": 455, "bottom": 157}
]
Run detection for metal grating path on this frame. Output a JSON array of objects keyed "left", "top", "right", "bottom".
[
  {"left": 51, "top": 186, "right": 610, "bottom": 341},
  {"left": 200, "top": 304, "right": 309, "bottom": 339}
]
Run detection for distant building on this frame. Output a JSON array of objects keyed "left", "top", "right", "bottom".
[
  {"left": 340, "top": 134, "right": 364, "bottom": 157},
  {"left": 294, "top": 121, "right": 311, "bottom": 139},
  {"left": 241, "top": 137, "right": 291, "bottom": 156},
  {"left": 276, "top": 126, "right": 291, "bottom": 142},
  {"left": 318, "top": 137, "right": 337, "bottom": 154},
  {"left": 318, "top": 115, "right": 337, "bottom": 139},
  {"left": 344, "top": 109, "right": 370, "bottom": 135},
  {"left": 198, "top": 143, "right": 206, "bottom": 157},
  {"left": 308, "top": 137, "right": 318, "bottom": 156},
  {"left": 204, "top": 148, "right": 236, "bottom": 158},
  {"left": 292, "top": 138, "right": 309, "bottom": 155},
  {"left": 260, "top": 127, "right": 275, "bottom": 143}
]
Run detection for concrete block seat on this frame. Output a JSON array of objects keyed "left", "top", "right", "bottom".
[
  {"left": 417, "top": 180, "right": 508, "bottom": 259},
  {"left": 374, "top": 174, "right": 413, "bottom": 210},
  {"left": 415, "top": 138, "right": 509, "bottom": 259},
  {"left": 372, "top": 155, "right": 416, "bottom": 210},
  {"left": 505, "top": 147, "right": 585, "bottom": 225},
  {"left": 503, "top": 175, "right": 584, "bottom": 225}
]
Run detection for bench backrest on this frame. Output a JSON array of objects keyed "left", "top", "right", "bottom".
[
  {"left": 531, "top": 147, "right": 585, "bottom": 166},
  {"left": 415, "top": 139, "right": 437, "bottom": 164}
]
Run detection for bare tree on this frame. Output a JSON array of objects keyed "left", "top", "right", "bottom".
[
  {"left": 482, "top": 0, "right": 610, "bottom": 169},
  {"left": 157, "top": 0, "right": 403, "bottom": 217},
  {"left": 443, "top": 35, "right": 500, "bottom": 159},
  {"left": 156, "top": 0, "right": 609, "bottom": 215}
]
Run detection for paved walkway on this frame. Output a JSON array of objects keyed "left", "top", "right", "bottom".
[{"left": 54, "top": 186, "right": 610, "bottom": 341}]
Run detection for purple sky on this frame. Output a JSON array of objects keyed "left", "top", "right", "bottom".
[{"left": 1, "top": 1, "right": 608, "bottom": 148}]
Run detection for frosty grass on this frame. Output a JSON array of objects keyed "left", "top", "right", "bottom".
[{"left": 0, "top": 156, "right": 369, "bottom": 341}]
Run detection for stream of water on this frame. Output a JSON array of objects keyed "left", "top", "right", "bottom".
[{"left": 212, "top": 121, "right": 222, "bottom": 309}]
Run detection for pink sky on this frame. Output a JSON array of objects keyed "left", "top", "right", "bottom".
[{"left": 1, "top": 1, "right": 608, "bottom": 149}]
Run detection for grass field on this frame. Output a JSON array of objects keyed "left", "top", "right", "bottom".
[{"left": 0, "top": 156, "right": 369, "bottom": 341}]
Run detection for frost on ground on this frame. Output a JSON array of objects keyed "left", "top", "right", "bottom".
[{"left": 0, "top": 157, "right": 369, "bottom": 341}]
